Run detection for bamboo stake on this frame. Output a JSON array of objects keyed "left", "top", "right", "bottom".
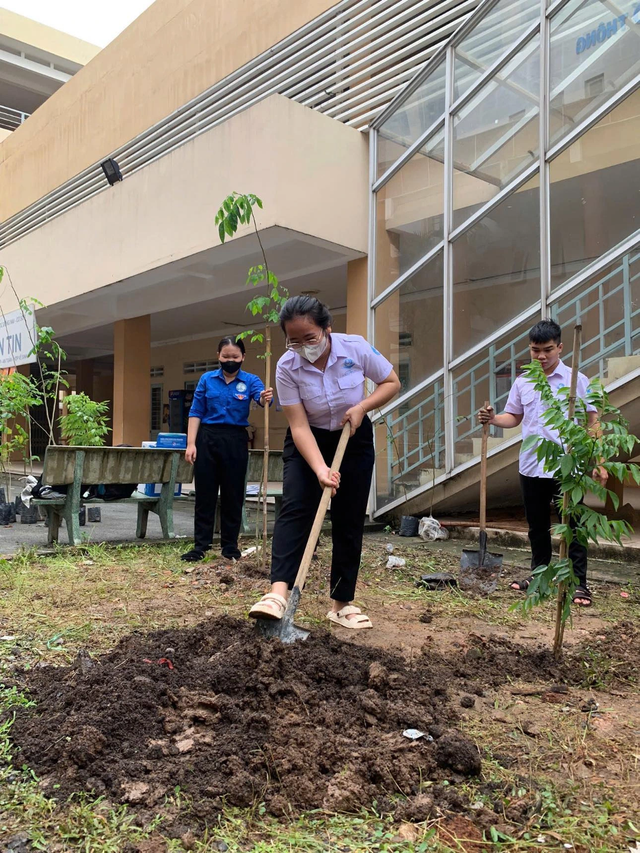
[
  {"left": 261, "top": 325, "right": 271, "bottom": 569},
  {"left": 553, "top": 324, "right": 582, "bottom": 659}
]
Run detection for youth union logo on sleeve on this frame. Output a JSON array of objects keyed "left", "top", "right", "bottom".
[
  {"left": 236, "top": 381, "right": 247, "bottom": 393},
  {"left": 370, "top": 345, "right": 382, "bottom": 355}
]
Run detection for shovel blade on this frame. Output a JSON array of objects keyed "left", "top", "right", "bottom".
[
  {"left": 459, "top": 548, "right": 503, "bottom": 595},
  {"left": 254, "top": 618, "right": 310, "bottom": 643},
  {"left": 460, "top": 549, "right": 503, "bottom": 571},
  {"left": 253, "top": 586, "right": 310, "bottom": 644}
]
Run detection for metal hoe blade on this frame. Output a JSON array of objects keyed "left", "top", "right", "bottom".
[
  {"left": 253, "top": 586, "right": 310, "bottom": 644},
  {"left": 459, "top": 548, "right": 502, "bottom": 595}
]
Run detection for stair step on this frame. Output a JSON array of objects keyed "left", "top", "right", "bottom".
[
  {"left": 606, "top": 355, "right": 640, "bottom": 383},
  {"left": 472, "top": 426, "right": 521, "bottom": 456}
]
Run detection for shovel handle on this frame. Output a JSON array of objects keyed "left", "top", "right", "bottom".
[
  {"left": 291, "top": 422, "right": 351, "bottom": 591},
  {"left": 480, "top": 400, "right": 489, "bottom": 535}
]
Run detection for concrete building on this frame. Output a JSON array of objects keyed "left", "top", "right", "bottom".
[
  {"left": 1, "top": 0, "right": 638, "bottom": 518},
  {"left": 0, "top": 8, "right": 99, "bottom": 139}
]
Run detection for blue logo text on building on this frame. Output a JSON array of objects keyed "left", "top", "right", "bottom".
[{"left": 576, "top": 5, "right": 640, "bottom": 54}]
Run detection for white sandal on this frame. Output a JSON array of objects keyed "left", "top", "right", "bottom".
[
  {"left": 327, "top": 605, "right": 373, "bottom": 630},
  {"left": 249, "top": 593, "right": 287, "bottom": 621}
]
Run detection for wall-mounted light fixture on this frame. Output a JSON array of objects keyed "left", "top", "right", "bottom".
[{"left": 101, "top": 158, "right": 123, "bottom": 186}]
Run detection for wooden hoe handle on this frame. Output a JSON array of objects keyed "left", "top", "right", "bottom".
[
  {"left": 292, "top": 422, "right": 351, "bottom": 591},
  {"left": 479, "top": 400, "right": 489, "bottom": 535}
]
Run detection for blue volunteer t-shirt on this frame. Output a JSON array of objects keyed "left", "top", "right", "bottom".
[{"left": 189, "top": 369, "right": 265, "bottom": 427}]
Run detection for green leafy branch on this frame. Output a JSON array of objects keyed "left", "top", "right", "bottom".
[{"left": 214, "top": 193, "right": 288, "bottom": 352}]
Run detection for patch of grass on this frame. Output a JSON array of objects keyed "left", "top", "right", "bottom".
[
  {"left": 182, "top": 809, "right": 446, "bottom": 852},
  {"left": 0, "top": 542, "right": 261, "bottom": 666},
  {"left": 0, "top": 539, "right": 638, "bottom": 851}
]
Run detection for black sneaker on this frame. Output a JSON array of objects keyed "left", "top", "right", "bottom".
[{"left": 181, "top": 548, "right": 206, "bottom": 562}]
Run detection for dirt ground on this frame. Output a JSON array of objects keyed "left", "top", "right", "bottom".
[{"left": 0, "top": 535, "right": 639, "bottom": 852}]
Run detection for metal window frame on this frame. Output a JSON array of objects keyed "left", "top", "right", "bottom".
[
  {"left": 373, "top": 116, "right": 445, "bottom": 191},
  {"left": 548, "top": 231, "right": 640, "bottom": 306},
  {"left": 372, "top": 12, "right": 540, "bottom": 145},
  {"left": 448, "top": 302, "right": 542, "bottom": 372},
  {"left": 443, "top": 44, "right": 455, "bottom": 473},
  {"left": 539, "top": 0, "right": 551, "bottom": 313},
  {"left": 546, "top": 0, "right": 574, "bottom": 19},
  {"left": 546, "top": 76, "right": 640, "bottom": 163},
  {"left": 449, "top": 18, "right": 540, "bottom": 115},
  {"left": 371, "top": 241, "right": 445, "bottom": 308},
  {"left": 367, "top": 0, "right": 640, "bottom": 517},
  {"left": 449, "top": 160, "right": 539, "bottom": 242},
  {"left": 371, "top": 42, "right": 450, "bottom": 130},
  {"left": 367, "top": 126, "right": 378, "bottom": 518}
]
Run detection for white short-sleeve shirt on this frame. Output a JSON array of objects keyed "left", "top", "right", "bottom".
[
  {"left": 276, "top": 333, "right": 393, "bottom": 431},
  {"left": 504, "top": 359, "right": 596, "bottom": 478}
]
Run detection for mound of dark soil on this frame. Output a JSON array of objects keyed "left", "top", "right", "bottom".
[
  {"left": 9, "top": 617, "right": 478, "bottom": 825},
  {"left": 445, "top": 620, "right": 640, "bottom": 691}
]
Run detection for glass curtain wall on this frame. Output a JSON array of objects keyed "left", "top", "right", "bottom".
[{"left": 370, "top": 0, "right": 640, "bottom": 514}]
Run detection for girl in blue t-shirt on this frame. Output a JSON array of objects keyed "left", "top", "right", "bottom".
[{"left": 181, "top": 336, "right": 273, "bottom": 562}]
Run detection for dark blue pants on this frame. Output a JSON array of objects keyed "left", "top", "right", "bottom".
[
  {"left": 194, "top": 424, "right": 248, "bottom": 558},
  {"left": 520, "top": 474, "right": 587, "bottom": 586},
  {"left": 270, "top": 418, "right": 374, "bottom": 603}
]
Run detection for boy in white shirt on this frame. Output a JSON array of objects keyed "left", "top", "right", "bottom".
[{"left": 478, "top": 320, "right": 607, "bottom": 607}]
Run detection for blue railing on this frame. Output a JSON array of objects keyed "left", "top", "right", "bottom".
[
  {"left": 383, "top": 379, "right": 445, "bottom": 491},
  {"left": 552, "top": 250, "right": 640, "bottom": 379}
]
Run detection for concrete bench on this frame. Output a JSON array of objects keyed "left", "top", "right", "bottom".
[
  {"left": 212, "top": 449, "right": 284, "bottom": 534},
  {"left": 32, "top": 446, "right": 192, "bottom": 546}
]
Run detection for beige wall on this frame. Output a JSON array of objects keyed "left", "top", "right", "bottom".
[
  {"left": 150, "top": 312, "right": 347, "bottom": 450},
  {"left": 0, "top": 0, "right": 342, "bottom": 221},
  {"left": 0, "top": 95, "right": 368, "bottom": 314},
  {"left": 346, "top": 258, "right": 368, "bottom": 337},
  {"left": 0, "top": 8, "right": 99, "bottom": 65}
]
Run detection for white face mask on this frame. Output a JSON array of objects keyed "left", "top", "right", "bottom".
[{"left": 298, "top": 334, "right": 328, "bottom": 363}]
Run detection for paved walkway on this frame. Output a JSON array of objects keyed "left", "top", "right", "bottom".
[{"left": 0, "top": 498, "right": 196, "bottom": 555}]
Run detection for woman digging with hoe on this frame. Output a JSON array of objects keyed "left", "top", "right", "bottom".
[{"left": 249, "top": 296, "right": 400, "bottom": 630}]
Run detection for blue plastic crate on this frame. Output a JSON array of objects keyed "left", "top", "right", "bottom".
[{"left": 156, "top": 432, "right": 187, "bottom": 449}]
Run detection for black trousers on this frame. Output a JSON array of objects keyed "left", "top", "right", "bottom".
[
  {"left": 520, "top": 474, "right": 587, "bottom": 586},
  {"left": 271, "top": 418, "right": 375, "bottom": 603},
  {"left": 193, "top": 424, "right": 248, "bottom": 559}
]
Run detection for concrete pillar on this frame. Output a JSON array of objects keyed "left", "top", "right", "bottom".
[
  {"left": 75, "top": 358, "right": 94, "bottom": 397},
  {"left": 346, "top": 258, "right": 368, "bottom": 337},
  {"left": 113, "top": 316, "right": 151, "bottom": 446}
]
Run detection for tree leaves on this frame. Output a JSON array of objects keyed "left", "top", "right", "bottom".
[
  {"left": 215, "top": 193, "right": 290, "bottom": 340},
  {"left": 59, "top": 393, "right": 111, "bottom": 447}
]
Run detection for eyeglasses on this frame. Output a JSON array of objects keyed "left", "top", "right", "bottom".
[{"left": 285, "top": 334, "right": 324, "bottom": 351}]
